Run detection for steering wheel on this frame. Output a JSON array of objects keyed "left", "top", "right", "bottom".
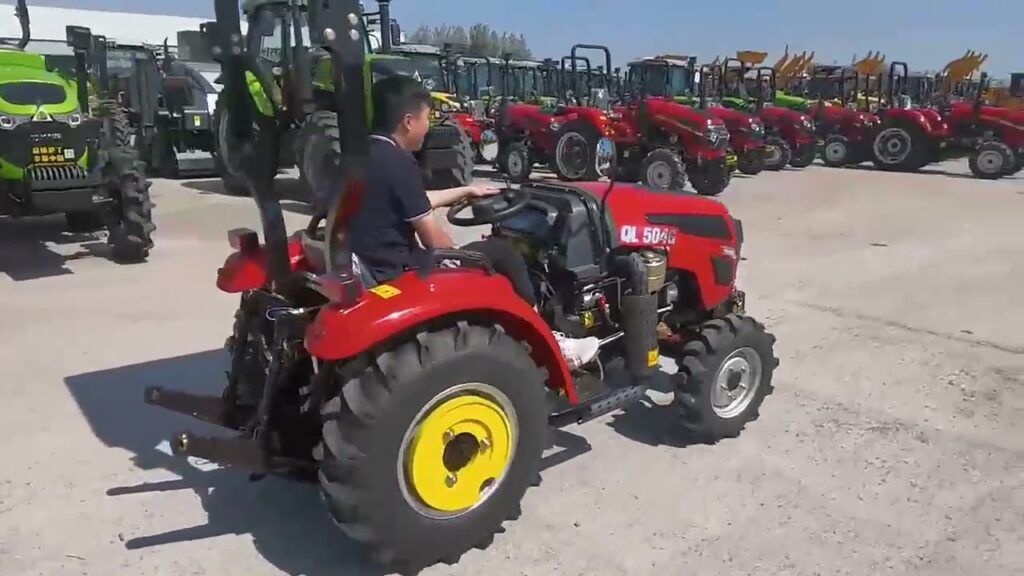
[{"left": 447, "top": 187, "right": 530, "bottom": 227}]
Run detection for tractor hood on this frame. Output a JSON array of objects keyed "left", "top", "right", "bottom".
[
  {"left": 0, "top": 49, "right": 79, "bottom": 117},
  {"left": 704, "top": 104, "right": 756, "bottom": 129},
  {"left": 645, "top": 97, "right": 723, "bottom": 126},
  {"left": 774, "top": 91, "right": 811, "bottom": 112}
]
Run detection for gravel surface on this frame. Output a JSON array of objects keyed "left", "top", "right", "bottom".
[{"left": 1, "top": 160, "right": 1021, "bottom": 576}]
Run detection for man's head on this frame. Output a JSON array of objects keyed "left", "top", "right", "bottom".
[{"left": 372, "top": 75, "right": 433, "bottom": 151}]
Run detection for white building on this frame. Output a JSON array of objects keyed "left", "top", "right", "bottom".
[{"left": 0, "top": 3, "right": 210, "bottom": 48}]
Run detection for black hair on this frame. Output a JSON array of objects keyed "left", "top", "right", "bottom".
[{"left": 371, "top": 75, "right": 433, "bottom": 133}]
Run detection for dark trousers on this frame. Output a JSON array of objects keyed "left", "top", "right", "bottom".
[{"left": 462, "top": 238, "right": 537, "bottom": 307}]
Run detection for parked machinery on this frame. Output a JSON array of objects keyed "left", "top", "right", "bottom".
[{"left": 0, "top": 2, "right": 154, "bottom": 261}]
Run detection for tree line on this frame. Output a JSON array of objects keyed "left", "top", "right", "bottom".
[{"left": 407, "top": 23, "right": 533, "bottom": 60}]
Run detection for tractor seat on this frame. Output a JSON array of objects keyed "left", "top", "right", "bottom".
[{"left": 297, "top": 229, "right": 377, "bottom": 288}]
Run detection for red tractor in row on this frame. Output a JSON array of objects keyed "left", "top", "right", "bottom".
[
  {"left": 145, "top": 2, "right": 778, "bottom": 573},
  {"left": 804, "top": 66, "right": 881, "bottom": 167},
  {"left": 719, "top": 60, "right": 818, "bottom": 170},
  {"left": 871, "top": 62, "right": 1024, "bottom": 179},
  {"left": 496, "top": 44, "right": 734, "bottom": 195}
]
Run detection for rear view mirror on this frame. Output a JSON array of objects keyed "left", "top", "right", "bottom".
[
  {"left": 596, "top": 137, "right": 616, "bottom": 178},
  {"left": 66, "top": 25, "right": 92, "bottom": 51}
]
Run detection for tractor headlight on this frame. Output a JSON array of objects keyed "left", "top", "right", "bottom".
[
  {"left": 801, "top": 117, "right": 814, "bottom": 131},
  {"left": 549, "top": 121, "right": 562, "bottom": 132},
  {"left": 67, "top": 113, "right": 82, "bottom": 127},
  {"left": 0, "top": 115, "right": 14, "bottom": 129},
  {"left": 750, "top": 120, "right": 764, "bottom": 134},
  {"left": 439, "top": 102, "right": 453, "bottom": 114}
]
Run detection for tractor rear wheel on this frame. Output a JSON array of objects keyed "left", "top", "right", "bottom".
[
  {"left": 789, "top": 142, "right": 817, "bottom": 168},
  {"left": 641, "top": 148, "right": 687, "bottom": 191},
  {"left": 101, "top": 106, "right": 155, "bottom": 262},
  {"left": 1010, "top": 153, "right": 1024, "bottom": 176},
  {"left": 762, "top": 136, "right": 791, "bottom": 171},
  {"left": 968, "top": 141, "right": 1012, "bottom": 180},
  {"left": 497, "top": 141, "right": 532, "bottom": 183},
  {"left": 552, "top": 120, "right": 601, "bottom": 181},
  {"left": 212, "top": 96, "right": 259, "bottom": 196},
  {"left": 820, "top": 134, "right": 852, "bottom": 167},
  {"left": 316, "top": 323, "right": 547, "bottom": 572},
  {"left": 871, "top": 122, "right": 927, "bottom": 172},
  {"left": 298, "top": 111, "right": 342, "bottom": 210},
  {"left": 672, "top": 314, "right": 778, "bottom": 443}
]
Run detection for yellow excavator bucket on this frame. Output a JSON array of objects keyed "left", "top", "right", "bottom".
[
  {"left": 736, "top": 50, "right": 767, "bottom": 67},
  {"left": 853, "top": 51, "right": 887, "bottom": 77},
  {"left": 939, "top": 50, "right": 988, "bottom": 93}
]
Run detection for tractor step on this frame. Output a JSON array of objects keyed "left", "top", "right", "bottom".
[
  {"left": 169, "top": 431, "right": 312, "bottom": 474},
  {"left": 549, "top": 384, "right": 649, "bottom": 428},
  {"left": 144, "top": 386, "right": 241, "bottom": 429}
]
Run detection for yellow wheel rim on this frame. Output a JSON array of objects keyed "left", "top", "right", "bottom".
[{"left": 403, "top": 386, "right": 516, "bottom": 516}]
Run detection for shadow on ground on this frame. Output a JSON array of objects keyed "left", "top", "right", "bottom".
[
  {"left": 64, "top": 349, "right": 383, "bottom": 576},
  {"left": 0, "top": 216, "right": 126, "bottom": 281},
  {"left": 181, "top": 177, "right": 315, "bottom": 216},
  {"left": 838, "top": 162, "right": 1006, "bottom": 181}
]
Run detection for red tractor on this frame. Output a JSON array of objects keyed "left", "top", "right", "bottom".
[
  {"left": 804, "top": 66, "right": 881, "bottom": 167},
  {"left": 146, "top": 2, "right": 778, "bottom": 573},
  {"left": 872, "top": 62, "right": 1024, "bottom": 179},
  {"left": 497, "top": 45, "right": 734, "bottom": 195},
  {"left": 719, "top": 61, "right": 818, "bottom": 170}
]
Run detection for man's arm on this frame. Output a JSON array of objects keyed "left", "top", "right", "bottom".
[
  {"left": 426, "top": 184, "right": 501, "bottom": 209},
  {"left": 412, "top": 213, "right": 455, "bottom": 249}
]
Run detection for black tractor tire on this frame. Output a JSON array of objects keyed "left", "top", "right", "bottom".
[
  {"left": 316, "top": 323, "right": 547, "bottom": 573},
  {"left": 211, "top": 96, "right": 257, "bottom": 196},
  {"left": 871, "top": 121, "right": 928, "bottom": 172},
  {"left": 641, "top": 148, "right": 688, "bottom": 191},
  {"left": 688, "top": 161, "right": 731, "bottom": 196},
  {"left": 425, "top": 122, "right": 474, "bottom": 189},
  {"left": 968, "top": 141, "right": 1013, "bottom": 180},
  {"left": 298, "top": 110, "right": 342, "bottom": 210},
  {"left": 820, "top": 134, "right": 853, "bottom": 167},
  {"left": 789, "top": 142, "right": 817, "bottom": 168},
  {"left": 552, "top": 120, "right": 601, "bottom": 181},
  {"left": 736, "top": 149, "right": 765, "bottom": 175},
  {"left": 65, "top": 212, "right": 105, "bottom": 233},
  {"left": 155, "top": 130, "right": 181, "bottom": 179},
  {"left": 107, "top": 157, "right": 156, "bottom": 263},
  {"left": 1009, "top": 153, "right": 1024, "bottom": 176},
  {"left": 497, "top": 140, "right": 532, "bottom": 183},
  {"left": 672, "top": 314, "right": 779, "bottom": 443},
  {"left": 762, "top": 136, "right": 791, "bottom": 171}
]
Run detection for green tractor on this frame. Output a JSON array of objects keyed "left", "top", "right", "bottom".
[
  {"left": 213, "top": 0, "right": 473, "bottom": 201},
  {"left": 0, "top": 1, "right": 154, "bottom": 261}
]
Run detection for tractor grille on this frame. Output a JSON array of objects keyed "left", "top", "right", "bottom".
[
  {"left": 425, "top": 124, "right": 463, "bottom": 149},
  {"left": 28, "top": 164, "right": 89, "bottom": 183}
]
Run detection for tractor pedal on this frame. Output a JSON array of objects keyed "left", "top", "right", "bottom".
[{"left": 144, "top": 386, "right": 237, "bottom": 429}]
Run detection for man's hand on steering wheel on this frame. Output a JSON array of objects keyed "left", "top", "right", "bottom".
[
  {"left": 466, "top": 184, "right": 502, "bottom": 198},
  {"left": 447, "top": 187, "right": 531, "bottom": 227}
]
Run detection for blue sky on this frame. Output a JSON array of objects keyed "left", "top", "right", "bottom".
[{"left": 22, "top": 0, "right": 1022, "bottom": 76}]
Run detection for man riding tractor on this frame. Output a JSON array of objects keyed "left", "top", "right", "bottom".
[{"left": 146, "top": 0, "right": 779, "bottom": 573}]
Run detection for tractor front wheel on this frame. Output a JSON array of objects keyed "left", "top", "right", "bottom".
[
  {"left": 672, "top": 314, "right": 779, "bottom": 443},
  {"left": 820, "top": 134, "right": 852, "bottom": 167},
  {"left": 641, "top": 148, "right": 687, "bottom": 191},
  {"left": 316, "top": 323, "right": 547, "bottom": 572},
  {"left": 968, "top": 141, "right": 1013, "bottom": 180},
  {"left": 299, "top": 111, "right": 342, "bottom": 210},
  {"left": 687, "top": 160, "right": 731, "bottom": 196},
  {"left": 497, "top": 141, "right": 532, "bottom": 183},
  {"left": 762, "top": 137, "right": 791, "bottom": 171},
  {"left": 552, "top": 120, "right": 601, "bottom": 181},
  {"left": 736, "top": 149, "right": 765, "bottom": 175},
  {"left": 212, "top": 98, "right": 257, "bottom": 196},
  {"left": 789, "top": 142, "right": 817, "bottom": 168}
]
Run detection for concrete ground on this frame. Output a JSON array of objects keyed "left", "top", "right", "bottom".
[{"left": 1, "top": 160, "right": 1021, "bottom": 576}]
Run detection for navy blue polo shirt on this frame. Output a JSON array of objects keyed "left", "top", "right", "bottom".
[{"left": 350, "top": 134, "right": 433, "bottom": 281}]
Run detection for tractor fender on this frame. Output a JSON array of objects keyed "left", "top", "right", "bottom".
[
  {"left": 215, "top": 237, "right": 311, "bottom": 293},
  {"left": 885, "top": 109, "right": 940, "bottom": 137},
  {"left": 305, "top": 269, "right": 578, "bottom": 404}
]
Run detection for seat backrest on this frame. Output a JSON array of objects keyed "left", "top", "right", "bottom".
[{"left": 298, "top": 230, "right": 376, "bottom": 288}]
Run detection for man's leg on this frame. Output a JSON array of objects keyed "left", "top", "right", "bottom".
[
  {"left": 461, "top": 238, "right": 598, "bottom": 370},
  {"left": 461, "top": 238, "right": 537, "bottom": 306}
]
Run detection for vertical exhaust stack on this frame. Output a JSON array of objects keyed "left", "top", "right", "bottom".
[
  {"left": 15, "top": 0, "right": 30, "bottom": 49},
  {"left": 378, "top": 0, "right": 392, "bottom": 53}
]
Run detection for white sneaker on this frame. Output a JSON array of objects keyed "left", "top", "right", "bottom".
[{"left": 553, "top": 332, "right": 601, "bottom": 371}]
